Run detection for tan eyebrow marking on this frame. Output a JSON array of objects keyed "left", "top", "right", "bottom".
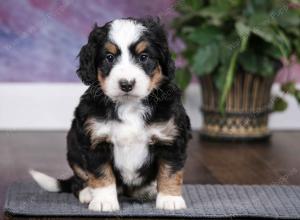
[
  {"left": 104, "top": 42, "right": 118, "bottom": 54},
  {"left": 135, "top": 41, "right": 149, "bottom": 54}
]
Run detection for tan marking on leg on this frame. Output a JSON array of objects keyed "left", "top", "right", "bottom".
[
  {"left": 72, "top": 164, "right": 89, "bottom": 181},
  {"left": 88, "top": 164, "right": 116, "bottom": 188},
  {"left": 157, "top": 161, "right": 183, "bottom": 196},
  {"left": 135, "top": 41, "right": 148, "bottom": 54},
  {"left": 104, "top": 42, "right": 118, "bottom": 54},
  {"left": 72, "top": 164, "right": 115, "bottom": 188},
  {"left": 149, "top": 65, "right": 164, "bottom": 91}
]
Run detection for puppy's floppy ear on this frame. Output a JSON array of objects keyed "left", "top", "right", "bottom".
[
  {"left": 76, "top": 24, "right": 108, "bottom": 85},
  {"left": 139, "top": 17, "right": 175, "bottom": 81},
  {"left": 162, "top": 49, "right": 175, "bottom": 81}
]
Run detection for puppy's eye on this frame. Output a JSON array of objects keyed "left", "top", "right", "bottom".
[
  {"left": 106, "top": 54, "right": 115, "bottom": 63},
  {"left": 139, "top": 53, "right": 148, "bottom": 63}
]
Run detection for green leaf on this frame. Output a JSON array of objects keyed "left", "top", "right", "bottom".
[
  {"left": 259, "top": 56, "right": 275, "bottom": 77},
  {"left": 251, "top": 27, "right": 289, "bottom": 58},
  {"left": 197, "top": 5, "right": 231, "bottom": 25},
  {"left": 239, "top": 50, "right": 258, "bottom": 73},
  {"left": 251, "top": 27, "right": 276, "bottom": 44},
  {"left": 276, "top": 29, "right": 292, "bottom": 55},
  {"left": 281, "top": 81, "right": 297, "bottom": 95},
  {"left": 175, "top": 68, "right": 192, "bottom": 91},
  {"left": 286, "top": 27, "right": 300, "bottom": 37},
  {"left": 247, "top": 0, "right": 272, "bottom": 12},
  {"left": 277, "top": 11, "right": 300, "bottom": 28},
  {"left": 239, "top": 49, "right": 275, "bottom": 76},
  {"left": 219, "top": 39, "right": 237, "bottom": 64},
  {"left": 187, "top": 26, "right": 223, "bottom": 45},
  {"left": 174, "top": 0, "right": 202, "bottom": 13},
  {"left": 273, "top": 96, "right": 288, "bottom": 112},
  {"left": 192, "top": 43, "right": 219, "bottom": 76},
  {"left": 198, "top": 5, "right": 228, "bottom": 18},
  {"left": 248, "top": 12, "right": 273, "bottom": 27},
  {"left": 293, "top": 39, "right": 300, "bottom": 58},
  {"left": 182, "top": 48, "right": 196, "bottom": 65},
  {"left": 295, "top": 90, "right": 300, "bottom": 104},
  {"left": 264, "top": 44, "right": 282, "bottom": 59},
  {"left": 186, "top": 0, "right": 203, "bottom": 10}
]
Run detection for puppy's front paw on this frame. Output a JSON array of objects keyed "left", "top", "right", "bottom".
[
  {"left": 79, "top": 187, "right": 92, "bottom": 204},
  {"left": 88, "top": 197, "right": 120, "bottom": 212},
  {"left": 156, "top": 193, "right": 186, "bottom": 210},
  {"left": 88, "top": 185, "right": 120, "bottom": 212}
]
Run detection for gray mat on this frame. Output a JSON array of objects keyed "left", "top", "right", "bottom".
[{"left": 4, "top": 182, "right": 300, "bottom": 219}]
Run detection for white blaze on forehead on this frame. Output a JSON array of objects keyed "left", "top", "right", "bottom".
[
  {"left": 104, "top": 19, "right": 150, "bottom": 101},
  {"left": 109, "top": 19, "right": 146, "bottom": 49}
]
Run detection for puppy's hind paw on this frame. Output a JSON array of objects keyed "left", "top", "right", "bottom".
[{"left": 156, "top": 193, "right": 186, "bottom": 210}]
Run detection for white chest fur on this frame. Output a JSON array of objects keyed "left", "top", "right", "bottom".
[
  {"left": 112, "top": 102, "right": 149, "bottom": 185},
  {"left": 86, "top": 102, "right": 150, "bottom": 186},
  {"left": 85, "top": 102, "right": 178, "bottom": 186}
]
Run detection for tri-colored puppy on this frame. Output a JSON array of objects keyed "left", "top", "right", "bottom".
[{"left": 30, "top": 17, "right": 191, "bottom": 212}]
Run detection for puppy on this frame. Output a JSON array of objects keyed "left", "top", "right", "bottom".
[{"left": 30, "top": 17, "right": 191, "bottom": 212}]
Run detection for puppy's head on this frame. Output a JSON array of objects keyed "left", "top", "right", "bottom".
[{"left": 77, "top": 18, "right": 174, "bottom": 102}]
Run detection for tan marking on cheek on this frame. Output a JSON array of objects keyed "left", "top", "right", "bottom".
[
  {"left": 148, "top": 118, "right": 178, "bottom": 145},
  {"left": 157, "top": 161, "right": 183, "bottom": 196},
  {"left": 97, "top": 70, "right": 107, "bottom": 92},
  {"left": 149, "top": 65, "right": 163, "bottom": 91},
  {"left": 135, "top": 41, "right": 148, "bottom": 54},
  {"left": 72, "top": 164, "right": 115, "bottom": 188},
  {"left": 104, "top": 42, "right": 118, "bottom": 54}
]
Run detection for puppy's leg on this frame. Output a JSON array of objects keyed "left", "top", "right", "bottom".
[
  {"left": 72, "top": 163, "right": 119, "bottom": 211},
  {"left": 87, "top": 164, "right": 119, "bottom": 212},
  {"left": 156, "top": 161, "right": 186, "bottom": 210}
]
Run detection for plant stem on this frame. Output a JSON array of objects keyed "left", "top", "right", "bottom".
[{"left": 219, "top": 49, "right": 239, "bottom": 113}]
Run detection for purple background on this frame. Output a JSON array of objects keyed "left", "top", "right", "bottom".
[
  {"left": 0, "top": 0, "right": 299, "bottom": 83},
  {"left": 0, "top": 0, "right": 175, "bottom": 82}
]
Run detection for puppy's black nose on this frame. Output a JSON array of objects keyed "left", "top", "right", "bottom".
[{"left": 119, "top": 79, "right": 135, "bottom": 92}]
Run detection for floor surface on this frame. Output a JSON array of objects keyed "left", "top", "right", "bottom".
[{"left": 1, "top": 130, "right": 300, "bottom": 219}]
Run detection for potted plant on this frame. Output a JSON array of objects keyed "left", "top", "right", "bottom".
[{"left": 172, "top": 0, "right": 300, "bottom": 140}]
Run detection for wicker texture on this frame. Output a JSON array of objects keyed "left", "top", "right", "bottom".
[{"left": 199, "top": 73, "right": 274, "bottom": 140}]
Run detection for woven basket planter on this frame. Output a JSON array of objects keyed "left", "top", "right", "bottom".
[{"left": 199, "top": 72, "right": 274, "bottom": 141}]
